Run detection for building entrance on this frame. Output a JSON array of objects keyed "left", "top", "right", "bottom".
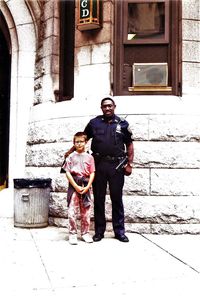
[{"left": 0, "top": 14, "right": 11, "bottom": 190}]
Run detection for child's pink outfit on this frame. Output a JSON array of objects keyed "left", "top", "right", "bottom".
[{"left": 63, "top": 151, "right": 95, "bottom": 236}]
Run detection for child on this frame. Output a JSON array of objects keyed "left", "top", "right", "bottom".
[{"left": 62, "top": 132, "right": 95, "bottom": 245}]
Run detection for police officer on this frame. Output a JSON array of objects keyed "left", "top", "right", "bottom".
[{"left": 84, "top": 97, "right": 134, "bottom": 242}]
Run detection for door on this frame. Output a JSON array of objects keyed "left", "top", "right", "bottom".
[{"left": 0, "top": 13, "right": 11, "bottom": 190}]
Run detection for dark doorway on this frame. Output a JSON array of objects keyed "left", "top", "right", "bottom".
[{"left": 0, "top": 12, "right": 11, "bottom": 190}]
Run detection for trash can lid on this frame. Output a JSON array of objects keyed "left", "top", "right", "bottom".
[{"left": 14, "top": 178, "right": 52, "bottom": 189}]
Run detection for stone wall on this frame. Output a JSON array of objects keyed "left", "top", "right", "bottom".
[
  {"left": 24, "top": 0, "right": 200, "bottom": 234},
  {"left": 182, "top": 0, "right": 200, "bottom": 92},
  {"left": 74, "top": 0, "right": 113, "bottom": 99},
  {"left": 25, "top": 113, "right": 200, "bottom": 234},
  {"left": 34, "top": 0, "right": 59, "bottom": 105}
]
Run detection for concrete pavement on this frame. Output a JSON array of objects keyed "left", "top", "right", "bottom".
[{"left": 1, "top": 216, "right": 200, "bottom": 297}]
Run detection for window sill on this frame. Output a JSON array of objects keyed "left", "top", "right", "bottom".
[{"left": 128, "top": 86, "right": 172, "bottom": 92}]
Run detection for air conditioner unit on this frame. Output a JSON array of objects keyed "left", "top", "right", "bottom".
[{"left": 132, "top": 63, "right": 168, "bottom": 87}]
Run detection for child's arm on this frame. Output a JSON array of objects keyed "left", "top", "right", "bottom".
[
  {"left": 66, "top": 172, "right": 84, "bottom": 194},
  {"left": 81, "top": 172, "right": 95, "bottom": 194}
]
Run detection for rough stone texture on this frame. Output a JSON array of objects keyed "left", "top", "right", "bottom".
[
  {"left": 148, "top": 115, "right": 200, "bottom": 142},
  {"left": 123, "top": 195, "right": 200, "bottom": 224},
  {"left": 33, "top": 0, "right": 59, "bottom": 104},
  {"left": 151, "top": 169, "right": 200, "bottom": 196},
  {"left": 124, "top": 169, "right": 150, "bottom": 196},
  {"left": 26, "top": 140, "right": 200, "bottom": 172},
  {"left": 135, "top": 142, "right": 200, "bottom": 168},
  {"left": 183, "top": 62, "right": 200, "bottom": 89},
  {"left": 182, "top": 0, "right": 200, "bottom": 92},
  {"left": 125, "top": 223, "right": 200, "bottom": 234},
  {"left": 23, "top": 0, "right": 200, "bottom": 234},
  {"left": 74, "top": 0, "right": 112, "bottom": 100},
  {"left": 27, "top": 114, "right": 200, "bottom": 144},
  {"left": 27, "top": 117, "right": 91, "bottom": 144},
  {"left": 183, "top": 20, "right": 200, "bottom": 41},
  {"left": 25, "top": 164, "right": 200, "bottom": 234},
  {"left": 25, "top": 167, "right": 150, "bottom": 196},
  {"left": 182, "top": 0, "right": 200, "bottom": 20},
  {"left": 183, "top": 41, "right": 200, "bottom": 63},
  {"left": 49, "top": 192, "right": 68, "bottom": 218},
  {"left": 48, "top": 218, "right": 200, "bottom": 235},
  {"left": 49, "top": 194, "right": 200, "bottom": 234},
  {"left": 25, "top": 109, "right": 200, "bottom": 234},
  {"left": 92, "top": 43, "right": 111, "bottom": 64},
  {"left": 75, "top": 46, "right": 91, "bottom": 67}
]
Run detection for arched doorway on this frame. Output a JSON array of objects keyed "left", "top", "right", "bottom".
[{"left": 0, "top": 12, "right": 11, "bottom": 190}]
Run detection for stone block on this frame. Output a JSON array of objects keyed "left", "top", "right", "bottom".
[
  {"left": 183, "top": 63, "right": 200, "bottom": 88},
  {"left": 75, "top": 46, "right": 91, "bottom": 67},
  {"left": 43, "top": 36, "right": 59, "bottom": 57},
  {"left": 183, "top": 41, "right": 200, "bottom": 63},
  {"left": 75, "top": 22, "right": 112, "bottom": 47},
  {"left": 43, "top": 0, "right": 59, "bottom": 21},
  {"left": 75, "top": 24, "right": 111, "bottom": 47},
  {"left": 123, "top": 195, "right": 200, "bottom": 224},
  {"left": 27, "top": 117, "right": 90, "bottom": 144},
  {"left": 41, "top": 74, "right": 54, "bottom": 102},
  {"left": 183, "top": 20, "right": 200, "bottom": 41},
  {"left": 124, "top": 169, "right": 150, "bottom": 195},
  {"left": 25, "top": 166, "right": 67, "bottom": 192},
  {"left": 26, "top": 143, "right": 70, "bottom": 167},
  {"left": 151, "top": 169, "right": 200, "bottom": 196},
  {"left": 94, "top": 22, "right": 112, "bottom": 43},
  {"left": 49, "top": 192, "right": 68, "bottom": 218},
  {"left": 182, "top": 0, "right": 200, "bottom": 20},
  {"left": 7, "top": 1, "right": 33, "bottom": 25},
  {"left": 92, "top": 43, "right": 111, "bottom": 64},
  {"left": 135, "top": 141, "right": 200, "bottom": 168},
  {"left": 17, "top": 24, "right": 36, "bottom": 52},
  {"left": 149, "top": 115, "right": 200, "bottom": 141},
  {"left": 74, "top": 64, "right": 111, "bottom": 99},
  {"left": 44, "top": 17, "right": 59, "bottom": 38},
  {"left": 18, "top": 51, "right": 35, "bottom": 78},
  {"left": 127, "top": 115, "right": 149, "bottom": 141},
  {"left": 125, "top": 223, "right": 200, "bottom": 234},
  {"left": 103, "top": 1, "right": 113, "bottom": 22}
]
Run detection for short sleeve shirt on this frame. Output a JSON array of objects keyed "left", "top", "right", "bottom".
[
  {"left": 84, "top": 115, "right": 133, "bottom": 157},
  {"left": 63, "top": 151, "right": 95, "bottom": 177}
]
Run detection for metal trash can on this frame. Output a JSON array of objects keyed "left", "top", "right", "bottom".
[{"left": 14, "top": 178, "right": 51, "bottom": 228}]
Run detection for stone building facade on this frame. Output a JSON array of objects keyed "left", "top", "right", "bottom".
[{"left": 0, "top": 0, "right": 200, "bottom": 233}]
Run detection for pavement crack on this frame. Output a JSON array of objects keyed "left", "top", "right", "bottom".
[
  {"left": 141, "top": 234, "right": 200, "bottom": 274},
  {"left": 30, "top": 230, "right": 55, "bottom": 291}
]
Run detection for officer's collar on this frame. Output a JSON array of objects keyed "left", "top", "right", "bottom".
[{"left": 101, "top": 114, "right": 118, "bottom": 123}]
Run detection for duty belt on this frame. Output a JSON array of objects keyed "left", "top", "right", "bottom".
[{"left": 94, "top": 154, "right": 125, "bottom": 161}]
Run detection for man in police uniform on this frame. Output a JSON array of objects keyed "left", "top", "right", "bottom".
[{"left": 84, "top": 97, "right": 134, "bottom": 242}]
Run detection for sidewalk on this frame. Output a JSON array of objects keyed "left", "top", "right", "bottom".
[{"left": 1, "top": 217, "right": 200, "bottom": 297}]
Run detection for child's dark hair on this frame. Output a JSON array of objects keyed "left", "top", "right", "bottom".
[{"left": 73, "top": 132, "right": 87, "bottom": 143}]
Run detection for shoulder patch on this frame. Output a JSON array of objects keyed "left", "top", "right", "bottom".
[{"left": 117, "top": 116, "right": 126, "bottom": 123}]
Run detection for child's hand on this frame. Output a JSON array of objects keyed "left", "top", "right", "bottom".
[
  {"left": 75, "top": 185, "right": 84, "bottom": 193},
  {"left": 80, "top": 186, "right": 90, "bottom": 194}
]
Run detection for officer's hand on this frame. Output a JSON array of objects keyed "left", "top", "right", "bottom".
[
  {"left": 64, "top": 146, "right": 76, "bottom": 158},
  {"left": 124, "top": 164, "right": 133, "bottom": 176}
]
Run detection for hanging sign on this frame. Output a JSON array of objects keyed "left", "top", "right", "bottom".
[{"left": 77, "top": 0, "right": 101, "bottom": 31}]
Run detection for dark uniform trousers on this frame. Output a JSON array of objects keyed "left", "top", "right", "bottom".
[{"left": 93, "top": 158, "right": 125, "bottom": 236}]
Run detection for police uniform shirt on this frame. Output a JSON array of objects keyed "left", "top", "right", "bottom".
[{"left": 84, "top": 115, "right": 133, "bottom": 157}]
